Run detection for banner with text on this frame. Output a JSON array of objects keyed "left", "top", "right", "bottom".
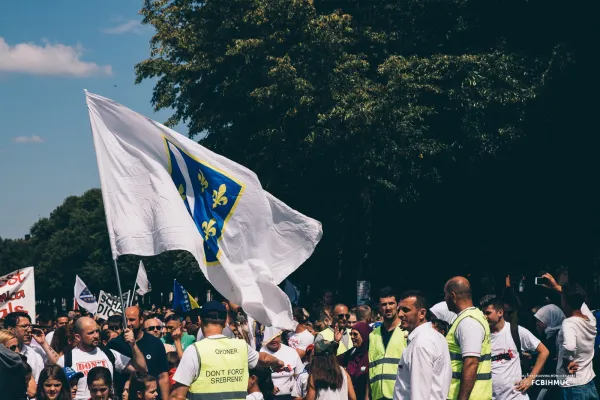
[
  {"left": 95, "top": 290, "right": 130, "bottom": 320},
  {"left": 0, "top": 267, "right": 36, "bottom": 322}
]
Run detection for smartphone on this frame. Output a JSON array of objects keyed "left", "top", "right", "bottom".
[{"left": 535, "top": 277, "right": 549, "bottom": 286}]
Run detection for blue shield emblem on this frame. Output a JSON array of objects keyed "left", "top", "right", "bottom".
[
  {"left": 164, "top": 138, "right": 244, "bottom": 264},
  {"left": 78, "top": 287, "right": 96, "bottom": 304}
]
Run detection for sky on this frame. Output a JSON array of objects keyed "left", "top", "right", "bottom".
[{"left": 0, "top": 1, "right": 187, "bottom": 239}]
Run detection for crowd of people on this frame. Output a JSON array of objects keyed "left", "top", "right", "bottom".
[{"left": 1, "top": 269, "right": 600, "bottom": 400}]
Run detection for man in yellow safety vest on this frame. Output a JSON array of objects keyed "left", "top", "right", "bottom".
[
  {"left": 368, "top": 287, "right": 407, "bottom": 400},
  {"left": 444, "top": 276, "right": 492, "bottom": 400},
  {"left": 316, "top": 303, "right": 353, "bottom": 356},
  {"left": 169, "top": 301, "right": 285, "bottom": 400}
]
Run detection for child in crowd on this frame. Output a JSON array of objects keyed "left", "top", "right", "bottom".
[
  {"left": 167, "top": 351, "right": 180, "bottom": 390},
  {"left": 63, "top": 366, "right": 84, "bottom": 400},
  {"left": 247, "top": 367, "right": 275, "bottom": 400},
  {"left": 36, "top": 365, "right": 72, "bottom": 400},
  {"left": 87, "top": 367, "right": 114, "bottom": 400},
  {"left": 129, "top": 371, "right": 159, "bottom": 400}
]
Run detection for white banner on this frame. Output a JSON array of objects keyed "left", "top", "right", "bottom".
[
  {"left": 0, "top": 267, "right": 36, "bottom": 323},
  {"left": 75, "top": 275, "right": 98, "bottom": 314},
  {"left": 95, "top": 290, "right": 130, "bottom": 320}
]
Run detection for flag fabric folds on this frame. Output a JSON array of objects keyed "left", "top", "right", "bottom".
[
  {"left": 74, "top": 275, "right": 98, "bottom": 314},
  {"left": 85, "top": 91, "right": 322, "bottom": 330},
  {"left": 173, "top": 280, "right": 200, "bottom": 313},
  {"left": 135, "top": 261, "right": 152, "bottom": 296}
]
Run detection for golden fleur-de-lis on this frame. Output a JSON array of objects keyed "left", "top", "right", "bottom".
[
  {"left": 198, "top": 170, "right": 209, "bottom": 192},
  {"left": 178, "top": 184, "right": 186, "bottom": 201},
  {"left": 212, "top": 184, "right": 228, "bottom": 209},
  {"left": 201, "top": 219, "right": 217, "bottom": 241}
]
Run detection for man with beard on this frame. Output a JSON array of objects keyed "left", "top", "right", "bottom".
[
  {"left": 108, "top": 306, "right": 170, "bottom": 400},
  {"left": 394, "top": 290, "right": 451, "bottom": 399},
  {"left": 57, "top": 316, "right": 145, "bottom": 400},
  {"left": 444, "top": 276, "right": 492, "bottom": 400},
  {"left": 5, "top": 311, "right": 44, "bottom": 382},
  {"left": 368, "top": 287, "right": 407, "bottom": 400}
]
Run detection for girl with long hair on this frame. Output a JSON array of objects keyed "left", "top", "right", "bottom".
[
  {"left": 87, "top": 367, "right": 114, "bottom": 400},
  {"left": 247, "top": 367, "right": 275, "bottom": 400},
  {"left": 306, "top": 340, "right": 356, "bottom": 400},
  {"left": 129, "top": 371, "right": 159, "bottom": 400},
  {"left": 36, "top": 365, "right": 72, "bottom": 400},
  {"left": 49, "top": 325, "right": 75, "bottom": 357}
]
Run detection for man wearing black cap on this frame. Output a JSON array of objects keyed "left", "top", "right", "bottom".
[{"left": 170, "top": 301, "right": 286, "bottom": 400}]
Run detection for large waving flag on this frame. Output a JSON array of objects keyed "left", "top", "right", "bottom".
[
  {"left": 173, "top": 280, "right": 200, "bottom": 313},
  {"left": 85, "top": 91, "right": 322, "bottom": 330},
  {"left": 74, "top": 275, "right": 98, "bottom": 314}
]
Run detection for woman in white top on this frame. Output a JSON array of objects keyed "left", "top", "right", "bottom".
[
  {"left": 247, "top": 367, "right": 275, "bottom": 400},
  {"left": 305, "top": 339, "right": 356, "bottom": 400}
]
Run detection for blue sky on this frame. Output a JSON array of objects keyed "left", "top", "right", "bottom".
[{"left": 0, "top": 1, "right": 186, "bottom": 239}]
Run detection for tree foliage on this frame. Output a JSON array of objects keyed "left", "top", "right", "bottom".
[{"left": 134, "top": 0, "right": 571, "bottom": 297}]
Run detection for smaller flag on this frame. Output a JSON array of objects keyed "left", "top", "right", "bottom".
[
  {"left": 173, "top": 280, "right": 200, "bottom": 313},
  {"left": 135, "top": 261, "right": 152, "bottom": 296},
  {"left": 74, "top": 275, "right": 98, "bottom": 314}
]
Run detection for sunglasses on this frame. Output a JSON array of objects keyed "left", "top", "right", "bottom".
[
  {"left": 337, "top": 314, "right": 350, "bottom": 320},
  {"left": 146, "top": 326, "right": 161, "bottom": 332},
  {"left": 9, "top": 345, "right": 18, "bottom": 351}
]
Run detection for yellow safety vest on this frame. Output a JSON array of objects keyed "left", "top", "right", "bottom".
[
  {"left": 368, "top": 325, "right": 407, "bottom": 400},
  {"left": 189, "top": 337, "right": 249, "bottom": 400},
  {"left": 446, "top": 307, "right": 492, "bottom": 400},
  {"left": 319, "top": 328, "right": 353, "bottom": 355}
]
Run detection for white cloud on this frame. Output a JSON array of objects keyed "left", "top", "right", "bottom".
[
  {"left": 103, "top": 20, "right": 149, "bottom": 35},
  {"left": 14, "top": 135, "right": 44, "bottom": 143},
  {"left": 0, "top": 37, "right": 112, "bottom": 77}
]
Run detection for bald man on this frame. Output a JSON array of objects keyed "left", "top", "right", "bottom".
[
  {"left": 57, "top": 317, "right": 145, "bottom": 400},
  {"left": 444, "top": 277, "right": 492, "bottom": 400}
]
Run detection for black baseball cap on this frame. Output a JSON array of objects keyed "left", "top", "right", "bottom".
[{"left": 200, "top": 301, "right": 227, "bottom": 319}]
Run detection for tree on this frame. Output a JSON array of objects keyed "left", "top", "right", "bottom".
[{"left": 135, "top": 0, "right": 564, "bottom": 298}]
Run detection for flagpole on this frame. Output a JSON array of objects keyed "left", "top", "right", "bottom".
[
  {"left": 112, "top": 259, "right": 128, "bottom": 329},
  {"left": 132, "top": 281, "right": 137, "bottom": 306}
]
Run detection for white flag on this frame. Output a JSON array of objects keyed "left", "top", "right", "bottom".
[
  {"left": 135, "top": 261, "right": 152, "bottom": 296},
  {"left": 85, "top": 91, "right": 322, "bottom": 330},
  {"left": 74, "top": 275, "right": 98, "bottom": 314}
]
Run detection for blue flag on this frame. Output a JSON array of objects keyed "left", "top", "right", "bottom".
[{"left": 172, "top": 280, "right": 199, "bottom": 313}]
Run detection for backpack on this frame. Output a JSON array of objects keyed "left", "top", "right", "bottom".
[{"left": 64, "top": 344, "right": 116, "bottom": 370}]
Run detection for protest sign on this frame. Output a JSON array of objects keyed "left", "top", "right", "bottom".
[
  {"left": 0, "top": 267, "right": 36, "bottom": 322},
  {"left": 95, "top": 290, "right": 130, "bottom": 320},
  {"left": 357, "top": 280, "right": 371, "bottom": 306}
]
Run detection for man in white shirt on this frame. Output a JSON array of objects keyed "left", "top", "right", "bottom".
[
  {"left": 556, "top": 285, "right": 599, "bottom": 398},
  {"left": 45, "top": 313, "right": 70, "bottom": 346},
  {"left": 170, "top": 301, "right": 285, "bottom": 400},
  {"left": 261, "top": 327, "right": 304, "bottom": 399},
  {"left": 57, "top": 316, "right": 146, "bottom": 400},
  {"left": 5, "top": 311, "right": 44, "bottom": 382},
  {"left": 393, "top": 290, "right": 451, "bottom": 400},
  {"left": 481, "top": 295, "right": 549, "bottom": 399}
]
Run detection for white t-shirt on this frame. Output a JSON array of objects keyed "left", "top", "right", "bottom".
[
  {"left": 454, "top": 309, "right": 485, "bottom": 357},
  {"left": 57, "top": 347, "right": 130, "bottom": 400},
  {"left": 556, "top": 304, "right": 597, "bottom": 387},
  {"left": 21, "top": 344, "right": 44, "bottom": 383},
  {"left": 490, "top": 322, "right": 541, "bottom": 400},
  {"left": 173, "top": 334, "right": 260, "bottom": 386},
  {"left": 288, "top": 329, "right": 314, "bottom": 352},
  {"left": 260, "top": 344, "right": 304, "bottom": 396},
  {"left": 247, "top": 393, "right": 264, "bottom": 400},
  {"left": 292, "top": 369, "right": 309, "bottom": 398},
  {"left": 394, "top": 322, "right": 452, "bottom": 400}
]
